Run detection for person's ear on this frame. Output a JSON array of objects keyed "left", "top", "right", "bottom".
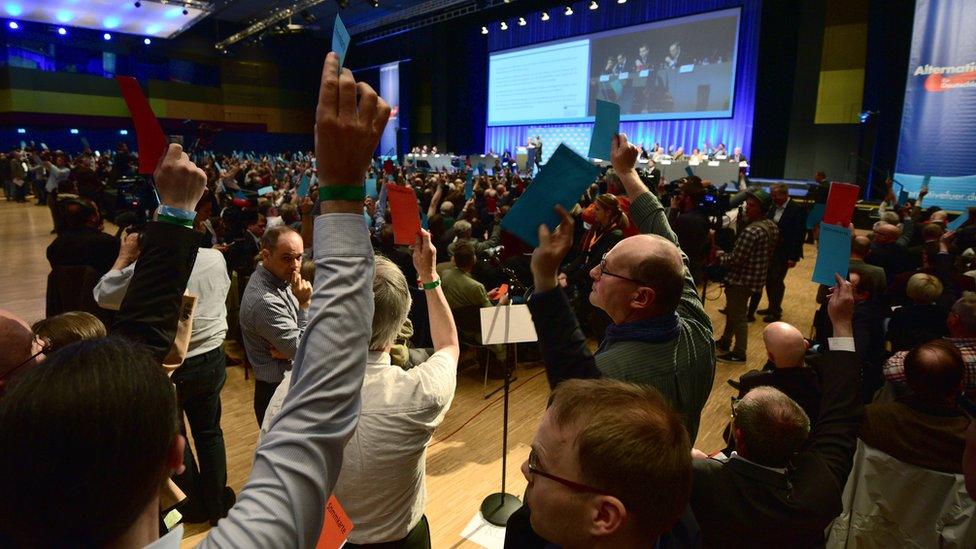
[
  {"left": 587, "top": 495, "right": 627, "bottom": 537},
  {"left": 168, "top": 435, "right": 185, "bottom": 475},
  {"left": 260, "top": 248, "right": 270, "bottom": 263},
  {"left": 632, "top": 287, "right": 655, "bottom": 310}
]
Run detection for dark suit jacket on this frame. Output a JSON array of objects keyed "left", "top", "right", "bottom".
[
  {"left": 691, "top": 349, "right": 863, "bottom": 548},
  {"left": 738, "top": 364, "right": 822, "bottom": 422},
  {"left": 46, "top": 227, "right": 120, "bottom": 277},
  {"left": 112, "top": 221, "right": 199, "bottom": 362},
  {"left": 768, "top": 201, "right": 807, "bottom": 262},
  {"left": 865, "top": 243, "right": 917, "bottom": 284}
]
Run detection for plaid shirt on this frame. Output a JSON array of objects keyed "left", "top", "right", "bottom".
[
  {"left": 718, "top": 218, "right": 779, "bottom": 292},
  {"left": 884, "top": 337, "right": 976, "bottom": 391}
]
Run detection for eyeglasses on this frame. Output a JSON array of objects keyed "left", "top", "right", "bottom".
[
  {"left": 2, "top": 335, "right": 48, "bottom": 382},
  {"left": 597, "top": 253, "right": 645, "bottom": 285},
  {"left": 527, "top": 448, "right": 611, "bottom": 495},
  {"left": 730, "top": 396, "right": 740, "bottom": 423}
]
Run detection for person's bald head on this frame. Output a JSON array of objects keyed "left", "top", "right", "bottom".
[
  {"left": 851, "top": 235, "right": 871, "bottom": 259},
  {"left": 763, "top": 322, "right": 807, "bottom": 368},
  {"left": 873, "top": 223, "right": 902, "bottom": 244},
  {"left": 0, "top": 310, "right": 42, "bottom": 393},
  {"left": 589, "top": 234, "right": 685, "bottom": 323}
]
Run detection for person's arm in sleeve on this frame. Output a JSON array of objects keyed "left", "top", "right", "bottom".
[
  {"left": 612, "top": 134, "right": 711, "bottom": 328},
  {"left": 528, "top": 206, "right": 602, "bottom": 388},
  {"left": 112, "top": 145, "right": 206, "bottom": 363},
  {"left": 202, "top": 51, "right": 391, "bottom": 547},
  {"left": 807, "top": 274, "right": 865, "bottom": 486},
  {"left": 252, "top": 293, "right": 307, "bottom": 360},
  {"left": 92, "top": 233, "right": 141, "bottom": 311}
]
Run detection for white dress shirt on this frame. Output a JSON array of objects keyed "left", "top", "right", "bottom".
[
  {"left": 93, "top": 247, "right": 230, "bottom": 357},
  {"left": 261, "top": 348, "right": 457, "bottom": 543},
  {"left": 773, "top": 197, "right": 790, "bottom": 223}
]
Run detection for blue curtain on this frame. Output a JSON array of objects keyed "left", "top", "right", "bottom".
[{"left": 484, "top": 0, "right": 760, "bottom": 158}]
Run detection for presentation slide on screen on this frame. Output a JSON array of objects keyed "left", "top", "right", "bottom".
[{"left": 487, "top": 8, "right": 741, "bottom": 126}]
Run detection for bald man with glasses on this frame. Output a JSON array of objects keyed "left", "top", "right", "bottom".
[{"left": 525, "top": 133, "right": 715, "bottom": 441}]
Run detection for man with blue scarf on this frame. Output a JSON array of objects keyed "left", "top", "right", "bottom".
[{"left": 527, "top": 132, "right": 715, "bottom": 442}]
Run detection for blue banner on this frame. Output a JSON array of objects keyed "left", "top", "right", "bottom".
[{"left": 894, "top": 0, "right": 976, "bottom": 212}]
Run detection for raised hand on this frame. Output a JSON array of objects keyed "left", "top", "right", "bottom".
[
  {"left": 826, "top": 273, "right": 854, "bottom": 337},
  {"left": 611, "top": 133, "right": 640, "bottom": 176},
  {"left": 315, "top": 52, "right": 391, "bottom": 189},
  {"left": 531, "top": 205, "right": 575, "bottom": 292},
  {"left": 290, "top": 271, "right": 312, "bottom": 309},
  {"left": 154, "top": 143, "right": 206, "bottom": 212},
  {"left": 410, "top": 229, "right": 437, "bottom": 284}
]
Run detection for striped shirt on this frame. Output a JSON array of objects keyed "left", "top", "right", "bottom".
[{"left": 239, "top": 264, "right": 307, "bottom": 383}]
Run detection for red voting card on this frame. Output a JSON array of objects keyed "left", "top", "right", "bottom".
[
  {"left": 822, "top": 182, "right": 859, "bottom": 227},
  {"left": 116, "top": 76, "right": 167, "bottom": 175},
  {"left": 387, "top": 184, "right": 421, "bottom": 245},
  {"left": 316, "top": 495, "right": 353, "bottom": 549}
]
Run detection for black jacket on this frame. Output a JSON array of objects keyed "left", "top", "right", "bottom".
[
  {"left": 112, "top": 221, "right": 199, "bottom": 363},
  {"left": 769, "top": 200, "right": 807, "bottom": 262},
  {"left": 690, "top": 349, "right": 863, "bottom": 548}
]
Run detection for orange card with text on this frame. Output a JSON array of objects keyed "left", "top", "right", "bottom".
[{"left": 316, "top": 495, "right": 353, "bottom": 549}]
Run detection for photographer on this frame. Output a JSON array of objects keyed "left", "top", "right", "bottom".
[{"left": 666, "top": 176, "right": 711, "bottom": 286}]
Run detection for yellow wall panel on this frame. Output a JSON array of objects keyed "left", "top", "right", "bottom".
[
  {"left": 815, "top": 69, "right": 865, "bottom": 124},
  {"left": 7, "top": 90, "right": 130, "bottom": 117}
]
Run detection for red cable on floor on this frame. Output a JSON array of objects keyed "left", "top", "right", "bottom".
[{"left": 428, "top": 369, "right": 546, "bottom": 448}]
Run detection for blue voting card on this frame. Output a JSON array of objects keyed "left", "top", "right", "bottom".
[
  {"left": 297, "top": 175, "right": 311, "bottom": 198},
  {"left": 949, "top": 211, "right": 970, "bottom": 231},
  {"left": 587, "top": 100, "right": 620, "bottom": 161},
  {"left": 897, "top": 190, "right": 909, "bottom": 207},
  {"left": 812, "top": 224, "right": 852, "bottom": 286},
  {"left": 465, "top": 170, "right": 473, "bottom": 200},
  {"left": 502, "top": 144, "right": 600, "bottom": 247},
  {"left": 364, "top": 177, "right": 378, "bottom": 199},
  {"left": 234, "top": 191, "right": 247, "bottom": 200},
  {"left": 333, "top": 15, "right": 351, "bottom": 69},
  {"left": 806, "top": 203, "right": 826, "bottom": 230},
  {"left": 257, "top": 186, "right": 274, "bottom": 197}
]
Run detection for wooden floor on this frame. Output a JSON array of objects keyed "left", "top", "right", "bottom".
[{"left": 0, "top": 199, "right": 822, "bottom": 548}]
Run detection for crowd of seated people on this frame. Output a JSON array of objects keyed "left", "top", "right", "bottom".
[{"left": 4, "top": 51, "right": 976, "bottom": 549}]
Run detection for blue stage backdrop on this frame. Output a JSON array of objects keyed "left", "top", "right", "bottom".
[
  {"left": 894, "top": 0, "right": 976, "bottom": 212},
  {"left": 484, "top": 0, "right": 760, "bottom": 161}
]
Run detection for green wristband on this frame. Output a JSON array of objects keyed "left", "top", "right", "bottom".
[
  {"left": 422, "top": 278, "right": 441, "bottom": 291},
  {"left": 157, "top": 214, "right": 194, "bottom": 229},
  {"left": 319, "top": 185, "right": 365, "bottom": 202}
]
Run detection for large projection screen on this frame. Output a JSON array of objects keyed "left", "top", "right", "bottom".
[{"left": 487, "top": 8, "right": 741, "bottom": 127}]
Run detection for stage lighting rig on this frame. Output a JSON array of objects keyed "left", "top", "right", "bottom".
[
  {"left": 565, "top": 6, "right": 573, "bottom": 16},
  {"left": 590, "top": 1, "right": 599, "bottom": 10},
  {"left": 369, "top": 0, "right": 380, "bottom": 6},
  {"left": 517, "top": 17, "right": 526, "bottom": 26},
  {"left": 541, "top": 11, "right": 550, "bottom": 21},
  {"left": 500, "top": 21, "right": 508, "bottom": 30},
  {"left": 481, "top": 26, "right": 488, "bottom": 34}
]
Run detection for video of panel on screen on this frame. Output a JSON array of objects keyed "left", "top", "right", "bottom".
[{"left": 589, "top": 13, "right": 739, "bottom": 118}]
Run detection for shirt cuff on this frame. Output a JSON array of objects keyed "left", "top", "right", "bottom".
[
  {"left": 313, "top": 213, "right": 370, "bottom": 259},
  {"left": 828, "top": 336, "right": 855, "bottom": 352}
]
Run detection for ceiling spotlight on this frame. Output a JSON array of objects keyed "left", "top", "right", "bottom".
[
  {"left": 500, "top": 21, "right": 508, "bottom": 30},
  {"left": 70, "top": 129, "right": 79, "bottom": 134},
  {"left": 369, "top": 0, "right": 379, "bottom": 6},
  {"left": 144, "top": 38, "right": 151, "bottom": 45},
  {"left": 134, "top": 1, "right": 141, "bottom": 7},
  {"left": 57, "top": 27, "right": 67, "bottom": 35},
  {"left": 590, "top": 1, "right": 599, "bottom": 10},
  {"left": 517, "top": 17, "right": 526, "bottom": 26},
  {"left": 565, "top": 6, "right": 573, "bottom": 15},
  {"left": 481, "top": 26, "right": 488, "bottom": 34},
  {"left": 8, "top": 21, "right": 19, "bottom": 30},
  {"left": 617, "top": 0, "right": 627, "bottom": 3},
  {"left": 541, "top": 11, "right": 550, "bottom": 21},
  {"left": 103, "top": 32, "right": 112, "bottom": 40}
]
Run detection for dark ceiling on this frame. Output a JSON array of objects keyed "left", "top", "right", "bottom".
[{"left": 210, "top": 0, "right": 436, "bottom": 33}]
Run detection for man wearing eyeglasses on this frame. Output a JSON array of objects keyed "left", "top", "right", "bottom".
[
  {"left": 514, "top": 378, "right": 694, "bottom": 548},
  {"left": 526, "top": 132, "right": 715, "bottom": 441},
  {"left": 690, "top": 274, "right": 864, "bottom": 547}
]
